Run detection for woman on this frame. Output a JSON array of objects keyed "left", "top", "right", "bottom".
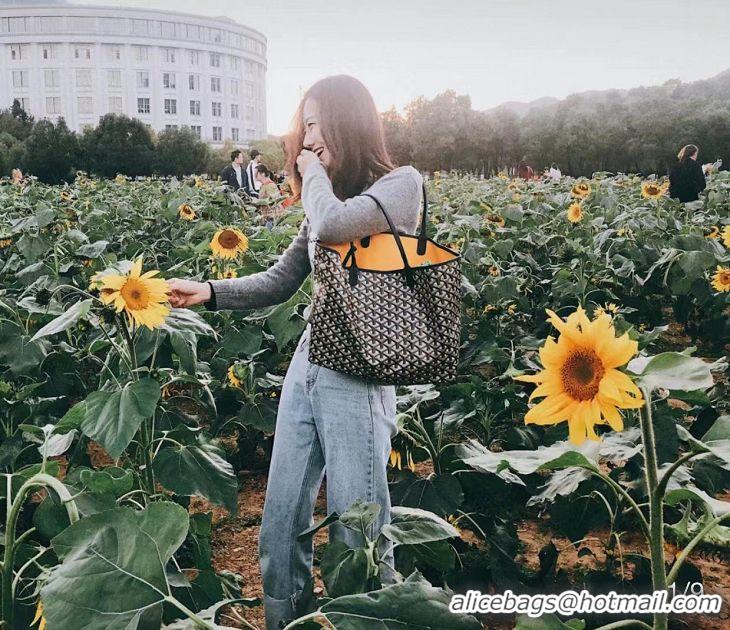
[
  {"left": 516, "top": 158, "right": 534, "bottom": 180},
  {"left": 255, "top": 163, "right": 283, "bottom": 228},
  {"left": 167, "top": 75, "right": 423, "bottom": 630},
  {"left": 669, "top": 144, "right": 706, "bottom": 202}
]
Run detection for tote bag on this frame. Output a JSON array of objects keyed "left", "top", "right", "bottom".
[{"left": 307, "top": 181, "right": 461, "bottom": 385}]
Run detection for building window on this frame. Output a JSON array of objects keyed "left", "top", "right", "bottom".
[
  {"left": 107, "top": 70, "right": 121, "bottom": 88},
  {"left": 245, "top": 82, "right": 255, "bottom": 98},
  {"left": 105, "top": 45, "right": 121, "bottom": 61},
  {"left": 137, "top": 97, "right": 150, "bottom": 114},
  {"left": 133, "top": 46, "right": 149, "bottom": 62},
  {"left": 211, "top": 102, "right": 222, "bottom": 117},
  {"left": 230, "top": 79, "right": 239, "bottom": 96},
  {"left": 212, "top": 126, "right": 222, "bottom": 141},
  {"left": 188, "top": 74, "right": 200, "bottom": 91},
  {"left": 163, "top": 72, "right": 176, "bottom": 89},
  {"left": 189, "top": 50, "right": 199, "bottom": 65},
  {"left": 44, "top": 69, "right": 60, "bottom": 88},
  {"left": 230, "top": 56, "right": 241, "bottom": 71},
  {"left": 209, "top": 52, "right": 220, "bottom": 67},
  {"left": 74, "top": 46, "right": 91, "bottom": 60},
  {"left": 231, "top": 127, "right": 239, "bottom": 141},
  {"left": 16, "top": 97, "right": 30, "bottom": 111},
  {"left": 165, "top": 124, "right": 179, "bottom": 131},
  {"left": 136, "top": 71, "right": 149, "bottom": 89},
  {"left": 46, "top": 97, "right": 61, "bottom": 114},
  {"left": 160, "top": 21, "right": 176, "bottom": 38},
  {"left": 12, "top": 71, "right": 28, "bottom": 89},
  {"left": 230, "top": 104, "right": 239, "bottom": 119},
  {"left": 189, "top": 100, "right": 200, "bottom": 116},
  {"left": 77, "top": 97, "right": 93, "bottom": 114},
  {"left": 108, "top": 96, "right": 123, "bottom": 113},
  {"left": 246, "top": 105, "right": 254, "bottom": 119},
  {"left": 132, "top": 19, "right": 150, "bottom": 35},
  {"left": 210, "top": 77, "right": 221, "bottom": 93},
  {"left": 41, "top": 44, "right": 57, "bottom": 60},
  {"left": 162, "top": 48, "right": 176, "bottom": 63},
  {"left": 190, "top": 125, "right": 201, "bottom": 138},
  {"left": 76, "top": 69, "right": 92, "bottom": 88},
  {"left": 164, "top": 98, "right": 177, "bottom": 115},
  {"left": 10, "top": 45, "right": 22, "bottom": 61}
]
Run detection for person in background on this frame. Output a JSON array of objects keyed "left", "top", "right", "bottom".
[
  {"left": 547, "top": 163, "right": 561, "bottom": 180},
  {"left": 10, "top": 168, "right": 23, "bottom": 185},
  {"left": 245, "top": 149, "right": 262, "bottom": 198},
  {"left": 517, "top": 158, "right": 534, "bottom": 180},
  {"left": 669, "top": 144, "right": 706, "bottom": 202},
  {"left": 219, "top": 149, "right": 249, "bottom": 192},
  {"left": 256, "top": 164, "right": 283, "bottom": 228}
]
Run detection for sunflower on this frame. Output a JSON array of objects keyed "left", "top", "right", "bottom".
[
  {"left": 567, "top": 202, "right": 583, "bottom": 223},
  {"left": 210, "top": 228, "right": 248, "bottom": 259},
  {"left": 508, "top": 181, "right": 521, "bottom": 191},
  {"left": 488, "top": 265, "right": 501, "bottom": 277},
  {"left": 33, "top": 599, "right": 46, "bottom": 630},
  {"left": 512, "top": 193, "right": 522, "bottom": 202},
  {"left": 571, "top": 182, "right": 591, "bottom": 198},
  {"left": 485, "top": 214, "right": 505, "bottom": 228},
  {"left": 60, "top": 190, "right": 72, "bottom": 202},
  {"left": 594, "top": 303, "right": 619, "bottom": 319},
  {"left": 219, "top": 268, "right": 238, "bottom": 279},
  {"left": 227, "top": 365, "right": 243, "bottom": 388},
  {"left": 389, "top": 448, "right": 415, "bottom": 472},
  {"left": 178, "top": 204, "right": 196, "bottom": 221},
  {"left": 98, "top": 257, "right": 170, "bottom": 330},
  {"left": 0, "top": 238, "right": 12, "bottom": 249},
  {"left": 81, "top": 258, "right": 94, "bottom": 267},
  {"left": 479, "top": 202, "right": 492, "bottom": 212},
  {"left": 115, "top": 174, "right": 127, "bottom": 184},
  {"left": 705, "top": 225, "right": 720, "bottom": 240},
  {"left": 514, "top": 306, "right": 644, "bottom": 445},
  {"left": 641, "top": 181, "right": 665, "bottom": 199},
  {"left": 194, "top": 176, "right": 207, "bottom": 189},
  {"left": 710, "top": 266, "right": 730, "bottom": 292},
  {"left": 723, "top": 225, "right": 730, "bottom": 248}
]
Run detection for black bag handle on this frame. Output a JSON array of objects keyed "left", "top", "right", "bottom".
[{"left": 340, "top": 180, "right": 429, "bottom": 288}]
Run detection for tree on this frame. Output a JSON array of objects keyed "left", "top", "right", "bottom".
[
  {"left": 154, "top": 127, "right": 209, "bottom": 177},
  {"left": 0, "top": 99, "right": 34, "bottom": 141},
  {"left": 22, "top": 118, "right": 79, "bottom": 184},
  {"left": 80, "top": 114, "right": 155, "bottom": 178},
  {"left": 0, "top": 132, "right": 26, "bottom": 177},
  {"left": 248, "top": 137, "right": 285, "bottom": 173},
  {"left": 381, "top": 108, "right": 412, "bottom": 167}
]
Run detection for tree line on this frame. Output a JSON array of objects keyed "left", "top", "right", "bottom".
[
  {"left": 0, "top": 103, "right": 284, "bottom": 184},
  {"left": 382, "top": 70, "right": 730, "bottom": 176},
  {"left": 2, "top": 69, "right": 728, "bottom": 183}
]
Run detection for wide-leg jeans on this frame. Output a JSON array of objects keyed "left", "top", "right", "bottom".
[{"left": 258, "top": 323, "right": 398, "bottom": 629}]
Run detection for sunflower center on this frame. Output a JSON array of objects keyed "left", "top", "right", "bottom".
[
  {"left": 561, "top": 349, "right": 605, "bottom": 400},
  {"left": 219, "top": 230, "right": 241, "bottom": 249},
  {"left": 720, "top": 271, "right": 730, "bottom": 284},
  {"left": 121, "top": 278, "right": 150, "bottom": 310}
]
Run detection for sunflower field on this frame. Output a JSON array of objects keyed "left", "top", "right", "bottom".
[{"left": 0, "top": 169, "right": 728, "bottom": 630}]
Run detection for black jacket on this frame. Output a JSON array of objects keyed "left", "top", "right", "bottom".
[
  {"left": 669, "top": 159, "right": 706, "bottom": 202},
  {"left": 220, "top": 164, "right": 249, "bottom": 191}
]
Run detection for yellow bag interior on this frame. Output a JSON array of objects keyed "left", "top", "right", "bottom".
[{"left": 320, "top": 233, "right": 458, "bottom": 271}]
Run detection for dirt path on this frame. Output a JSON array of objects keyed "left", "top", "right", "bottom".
[{"left": 196, "top": 466, "right": 729, "bottom": 630}]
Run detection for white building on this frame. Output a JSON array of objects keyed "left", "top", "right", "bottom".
[{"left": 0, "top": 3, "right": 267, "bottom": 145}]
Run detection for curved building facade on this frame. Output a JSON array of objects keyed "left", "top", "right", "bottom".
[{"left": 0, "top": 4, "right": 267, "bottom": 145}]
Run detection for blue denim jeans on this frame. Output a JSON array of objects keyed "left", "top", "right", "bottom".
[{"left": 259, "top": 323, "right": 398, "bottom": 629}]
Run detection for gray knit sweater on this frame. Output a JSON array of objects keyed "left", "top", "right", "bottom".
[{"left": 205, "top": 160, "right": 423, "bottom": 311}]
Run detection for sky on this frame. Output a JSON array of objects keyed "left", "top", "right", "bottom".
[{"left": 71, "top": 0, "right": 730, "bottom": 135}]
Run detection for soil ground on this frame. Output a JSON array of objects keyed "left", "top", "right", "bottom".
[{"left": 190, "top": 458, "right": 729, "bottom": 630}]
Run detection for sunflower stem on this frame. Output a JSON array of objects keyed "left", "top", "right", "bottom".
[{"left": 638, "top": 385, "right": 668, "bottom": 630}]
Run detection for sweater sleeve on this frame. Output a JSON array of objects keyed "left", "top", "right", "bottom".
[
  {"left": 301, "top": 161, "right": 423, "bottom": 243},
  {"left": 205, "top": 219, "right": 311, "bottom": 310}
]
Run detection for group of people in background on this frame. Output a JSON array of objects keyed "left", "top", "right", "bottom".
[
  {"left": 220, "top": 148, "right": 292, "bottom": 228},
  {"left": 512, "top": 144, "right": 718, "bottom": 203}
]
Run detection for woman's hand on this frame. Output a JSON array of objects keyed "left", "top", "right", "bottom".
[
  {"left": 296, "top": 149, "right": 320, "bottom": 176},
  {"left": 167, "top": 279, "right": 211, "bottom": 308}
]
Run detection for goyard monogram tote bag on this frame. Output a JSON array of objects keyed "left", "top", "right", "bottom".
[{"left": 307, "top": 181, "right": 461, "bottom": 385}]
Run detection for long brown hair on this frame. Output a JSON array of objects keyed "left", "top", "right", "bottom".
[
  {"left": 677, "top": 144, "right": 698, "bottom": 162},
  {"left": 285, "top": 75, "right": 395, "bottom": 200}
]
